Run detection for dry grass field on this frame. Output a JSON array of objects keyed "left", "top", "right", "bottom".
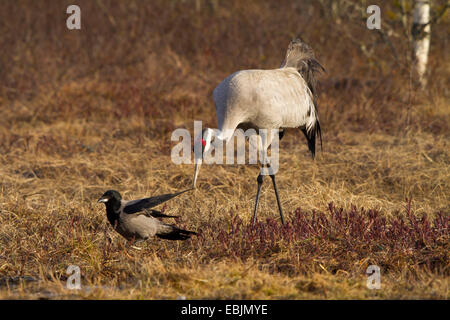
[{"left": 0, "top": 0, "right": 449, "bottom": 299}]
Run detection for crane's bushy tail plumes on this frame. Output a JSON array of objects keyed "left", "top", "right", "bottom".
[
  {"left": 282, "top": 37, "right": 324, "bottom": 158},
  {"left": 281, "top": 37, "right": 325, "bottom": 97}
]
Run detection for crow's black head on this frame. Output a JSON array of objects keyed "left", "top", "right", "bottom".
[{"left": 98, "top": 190, "right": 122, "bottom": 204}]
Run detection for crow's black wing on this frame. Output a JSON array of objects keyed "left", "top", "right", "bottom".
[
  {"left": 123, "top": 189, "right": 192, "bottom": 214},
  {"left": 142, "top": 209, "right": 178, "bottom": 219}
]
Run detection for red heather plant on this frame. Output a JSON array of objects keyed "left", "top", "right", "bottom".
[{"left": 193, "top": 201, "right": 449, "bottom": 275}]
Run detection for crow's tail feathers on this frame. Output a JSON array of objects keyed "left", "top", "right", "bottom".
[{"left": 157, "top": 226, "right": 197, "bottom": 241}]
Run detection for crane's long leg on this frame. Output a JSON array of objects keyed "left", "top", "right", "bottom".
[
  {"left": 252, "top": 129, "right": 285, "bottom": 226},
  {"left": 269, "top": 174, "right": 285, "bottom": 225},
  {"left": 251, "top": 173, "right": 264, "bottom": 226}
]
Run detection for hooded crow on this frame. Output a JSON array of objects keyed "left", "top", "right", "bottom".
[{"left": 98, "top": 189, "right": 197, "bottom": 242}]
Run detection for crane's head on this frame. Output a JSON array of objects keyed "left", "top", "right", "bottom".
[{"left": 193, "top": 128, "right": 215, "bottom": 188}]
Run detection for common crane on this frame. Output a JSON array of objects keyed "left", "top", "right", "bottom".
[{"left": 193, "top": 38, "right": 324, "bottom": 225}]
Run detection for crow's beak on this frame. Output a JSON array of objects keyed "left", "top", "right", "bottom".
[{"left": 97, "top": 197, "right": 109, "bottom": 203}]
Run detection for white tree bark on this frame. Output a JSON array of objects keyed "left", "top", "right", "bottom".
[{"left": 412, "top": 0, "right": 431, "bottom": 87}]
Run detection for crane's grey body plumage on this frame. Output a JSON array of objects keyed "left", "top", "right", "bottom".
[
  {"left": 213, "top": 67, "right": 318, "bottom": 140},
  {"left": 98, "top": 189, "right": 196, "bottom": 242}
]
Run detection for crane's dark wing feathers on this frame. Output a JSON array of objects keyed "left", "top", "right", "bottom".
[
  {"left": 123, "top": 189, "right": 192, "bottom": 214},
  {"left": 301, "top": 120, "right": 322, "bottom": 159}
]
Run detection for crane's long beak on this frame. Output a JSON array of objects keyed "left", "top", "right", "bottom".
[
  {"left": 193, "top": 128, "right": 210, "bottom": 188},
  {"left": 193, "top": 137, "right": 206, "bottom": 188}
]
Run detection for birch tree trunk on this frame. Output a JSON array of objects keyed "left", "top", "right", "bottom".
[{"left": 412, "top": 0, "right": 431, "bottom": 87}]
